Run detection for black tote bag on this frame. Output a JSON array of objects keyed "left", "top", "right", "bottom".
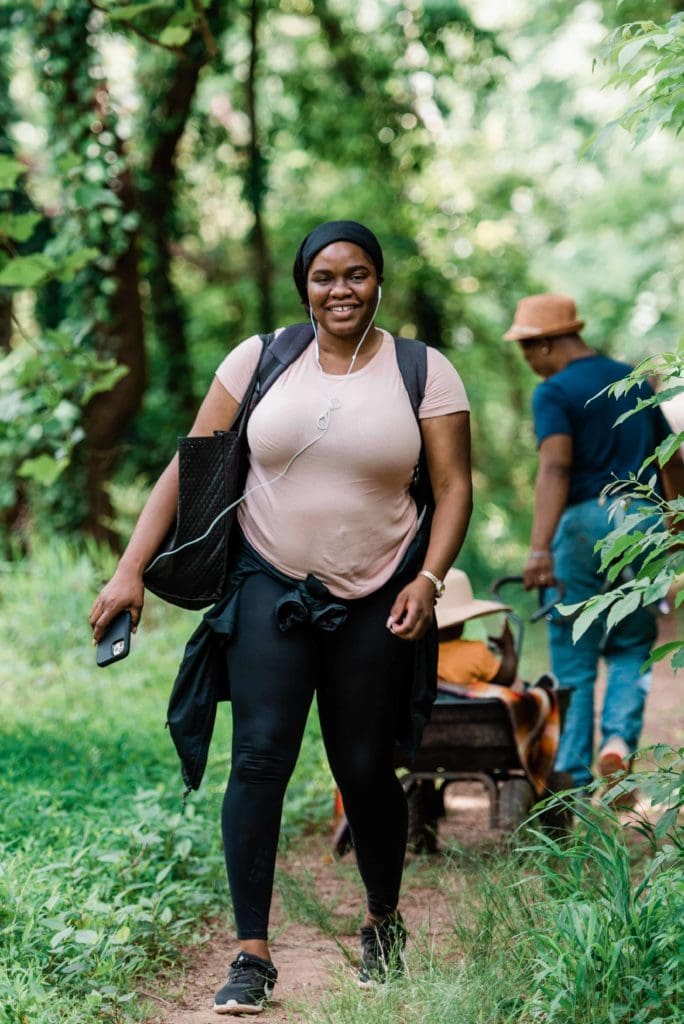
[{"left": 142, "top": 358, "right": 262, "bottom": 611}]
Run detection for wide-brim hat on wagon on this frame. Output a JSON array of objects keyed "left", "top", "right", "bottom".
[
  {"left": 503, "top": 293, "right": 584, "bottom": 342},
  {"left": 436, "top": 569, "right": 511, "bottom": 630}
]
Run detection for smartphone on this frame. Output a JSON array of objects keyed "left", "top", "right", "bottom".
[{"left": 96, "top": 610, "right": 132, "bottom": 668}]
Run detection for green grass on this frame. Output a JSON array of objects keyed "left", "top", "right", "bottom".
[
  {"left": 0, "top": 541, "right": 333, "bottom": 1023},
  {"left": 2, "top": 543, "right": 681, "bottom": 1024}
]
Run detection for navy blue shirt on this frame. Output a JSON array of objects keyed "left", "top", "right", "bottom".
[{"left": 532, "top": 354, "right": 671, "bottom": 506}]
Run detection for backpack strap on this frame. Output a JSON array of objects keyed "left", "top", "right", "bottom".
[
  {"left": 393, "top": 336, "right": 434, "bottom": 523},
  {"left": 254, "top": 326, "right": 427, "bottom": 413},
  {"left": 256, "top": 322, "right": 314, "bottom": 401},
  {"left": 393, "top": 335, "right": 427, "bottom": 419},
  {"left": 231, "top": 324, "right": 313, "bottom": 436}
]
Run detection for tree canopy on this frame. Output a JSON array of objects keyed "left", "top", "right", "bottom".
[{"left": 1, "top": 0, "right": 682, "bottom": 584}]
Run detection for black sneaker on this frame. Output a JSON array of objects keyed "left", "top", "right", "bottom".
[
  {"left": 358, "top": 913, "right": 407, "bottom": 987},
  {"left": 213, "top": 952, "right": 277, "bottom": 1015}
]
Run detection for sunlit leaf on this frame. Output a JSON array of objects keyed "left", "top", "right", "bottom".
[
  {"left": 82, "top": 365, "right": 129, "bottom": 405},
  {"left": 605, "top": 591, "right": 642, "bottom": 631},
  {"left": 54, "top": 247, "right": 100, "bottom": 284},
  {"left": 571, "top": 601, "right": 608, "bottom": 643},
  {"left": 159, "top": 26, "right": 192, "bottom": 46},
  {"left": 617, "top": 36, "right": 650, "bottom": 70},
  {"left": 0, "top": 255, "right": 55, "bottom": 288},
  {"left": 17, "top": 454, "right": 69, "bottom": 486},
  {"left": 0, "top": 212, "right": 43, "bottom": 243},
  {"left": 671, "top": 646, "right": 684, "bottom": 670},
  {"left": 0, "top": 154, "right": 26, "bottom": 189},
  {"left": 49, "top": 927, "right": 74, "bottom": 948}
]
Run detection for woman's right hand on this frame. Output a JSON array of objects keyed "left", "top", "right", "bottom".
[{"left": 90, "top": 566, "right": 145, "bottom": 642}]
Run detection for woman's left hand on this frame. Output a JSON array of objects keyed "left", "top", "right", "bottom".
[{"left": 386, "top": 575, "right": 437, "bottom": 641}]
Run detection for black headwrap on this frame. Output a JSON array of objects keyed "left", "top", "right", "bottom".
[{"left": 292, "top": 220, "right": 384, "bottom": 304}]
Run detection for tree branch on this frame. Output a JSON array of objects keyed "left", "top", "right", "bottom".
[
  {"left": 246, "top": 0, "right": 273, "bottom": 326},
  {"left": 191, "top": 0, "right": 219, "bottom": 58},
  {"left": 86, "top": 0, "right": 186, "bottom": 57}
]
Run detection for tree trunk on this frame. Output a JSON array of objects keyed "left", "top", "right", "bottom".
[
  {"left": 412, "top": 278, "right": 446, "bottom": 350},
  {"left": 245, "top": 0, "right": 273, "bottom": 327},
  {"left": 0, "top": 296, "right": 11, "bottom": 351},
  {"left": 138, "top": 3, "right": 227, "bottom": 425},
  {"left": 84, "top": 166, "right": 146, "bottom": 544},
  {"left": 139, "top": 59, "right": 202, "bottom": 426}
]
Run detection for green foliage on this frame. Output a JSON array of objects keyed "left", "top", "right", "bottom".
[
  {"left": 594, "top": 12, "right": 684, "bottom": 147},
  {"left": 559, "top": 8, "right": 684, "bottom": 670},
  {"left": 0, "top": 155, "right": 26, "bottom": 191},
  {"left": 0, "top": 328, "right": 128, "bottom": 514},
  {"left": 512, "top": 750, "right": 684, "bottom": 1024},
  {"left": 517, "top": 834, "right": 682, "bottom": 1021},
  {"left": 96, "top": 0, "right": 218, "bottom": 58},
  {"left": 2, "top": 0, "right": 683, "bottom": 560},
  {"left": 0, "top": 210, "right": 43, "bottom": 243},
  {"left": 0, "top": 248, "right": 98, "bottom": 288},
  {"left": 594, "top": 744, "right": 683, "bottom": 847},
  {"left": 558, "top": 351, "right": 684, "bottom": 668}
]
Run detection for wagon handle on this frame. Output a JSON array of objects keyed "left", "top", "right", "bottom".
[{"left": 490, "top": 575, "right": 566, "bottom": 623}]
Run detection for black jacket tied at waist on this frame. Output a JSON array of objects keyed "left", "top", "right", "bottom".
[
  {"left": 166, "top": 532, "right": 437, "bottom": 794},
  {"left": 275, "top": 574, "right": 348, "bottom": 632}
]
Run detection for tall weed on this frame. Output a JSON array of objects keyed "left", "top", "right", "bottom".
[{"left": 514, "top": 757, "right": 683, "bottom": 1024}]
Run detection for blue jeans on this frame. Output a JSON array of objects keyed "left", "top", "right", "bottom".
[{"left": 548, "top": 499, "right": 657, "bottom": 786}]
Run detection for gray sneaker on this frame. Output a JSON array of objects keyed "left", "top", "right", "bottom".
[
  {"left": 213, "top": 952, "right": 277, "bottom": 1015},
  {"left": 358, "top": 913, "right": 407, "bottom": 987}
]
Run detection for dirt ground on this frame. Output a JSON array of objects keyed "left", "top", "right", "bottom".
[
  {"left": 143, "top": 842, "right": 460, "bottom": 1024},
  {"left": 145, "top": 614, "right": 682, "bottom": 1024}
]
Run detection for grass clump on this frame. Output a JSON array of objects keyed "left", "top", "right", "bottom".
[{"left": 514, "top": 752, "right": 683, "bottom": 1024}]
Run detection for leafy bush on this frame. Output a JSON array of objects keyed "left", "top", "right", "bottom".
[
  {"left": 0, "top": 329, "right": 127, "bottom": 525},
  {"left": 559, "top": 352, "right": 684, "bottom": 671},
  {"left": 597, "top": 13, "right": 684, "bottom": 146}
]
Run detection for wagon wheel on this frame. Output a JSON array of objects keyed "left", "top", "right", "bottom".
[
  {"left": 498, "top": 777, "right": 535, "bottom": 832},
  {"left": 405, "top": 778, "right": 443, "bottom": 854}
]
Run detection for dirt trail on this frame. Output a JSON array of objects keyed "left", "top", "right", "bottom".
[
  {"left": 145, "top": 616, "right": 681, "bottom": 1024},
  {"left": 144, "top": 835, "right": 462, "bottom": 1024}
]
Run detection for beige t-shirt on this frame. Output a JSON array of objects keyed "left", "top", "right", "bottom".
[{"left": 215, "top": 328, "right": 469, "bottom": 599}]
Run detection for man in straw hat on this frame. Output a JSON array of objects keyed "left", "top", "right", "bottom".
[{"left": 504, "top": 293, "right": 684, "bottom": 791}]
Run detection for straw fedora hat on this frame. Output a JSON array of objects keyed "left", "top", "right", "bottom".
[
  {"left": 435, "top": 569, "right": 511, "bottom": 630},
  {"left": 503, "top": 293, "right": 584, "bottom": 342}
]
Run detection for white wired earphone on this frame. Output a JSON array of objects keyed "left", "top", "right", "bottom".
[{"left": 147, "top": 288, "right": 383, "bottom": 570}]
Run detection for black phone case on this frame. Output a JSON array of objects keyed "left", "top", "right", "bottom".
[{"left": 96, "top": 610, "right": 132, "bottom": 667}]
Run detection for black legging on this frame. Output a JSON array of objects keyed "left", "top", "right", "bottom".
[{"left": 222, "top": 568, "right": 413, "bottom": 939}]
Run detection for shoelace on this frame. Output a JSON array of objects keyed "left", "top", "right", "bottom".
[{"left": 229, "top": 956, "right": 262, "bottom": 979}]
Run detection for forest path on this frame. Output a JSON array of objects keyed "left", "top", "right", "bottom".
[{"left": 144, "top": 614, "right": 681, "bottom": 1024}]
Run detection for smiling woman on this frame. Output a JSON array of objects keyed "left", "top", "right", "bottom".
[
  {"left": 307, "top": 242, "right": 381, "bottom": 365},
  {"left": 90, "top": 218, "right": 473, "bottom": 1015}
]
